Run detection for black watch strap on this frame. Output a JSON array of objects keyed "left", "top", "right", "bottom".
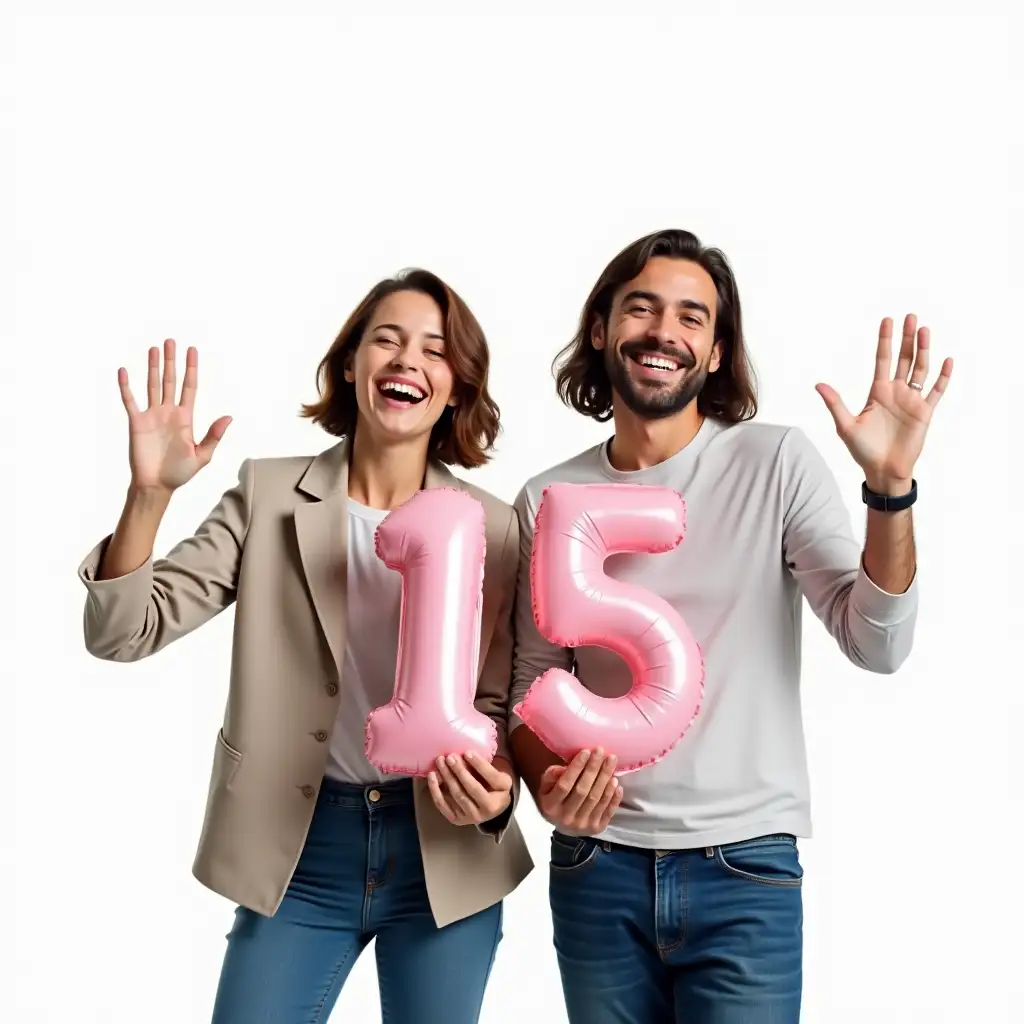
[{"left": 861, "top": 479, "right": 917, "bottom": 512}]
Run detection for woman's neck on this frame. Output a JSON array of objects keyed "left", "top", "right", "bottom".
[{"left": 348, "top": 428, "right": 429, "bottom": 510}]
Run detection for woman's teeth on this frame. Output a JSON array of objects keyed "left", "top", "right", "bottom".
[{"left": 378, "top": 381, "right": 426, "bottom": 403}]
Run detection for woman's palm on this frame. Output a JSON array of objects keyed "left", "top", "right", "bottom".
[{"left": 120, "top": 340, "right": 231, "bottom": 492}]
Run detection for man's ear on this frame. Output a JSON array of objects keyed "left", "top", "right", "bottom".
[
  {"left": 591, "top": 316, "right": 607, "bottom": 351},
  {"left": 709, "top": 340, "right": 723, "bottom": 373}
]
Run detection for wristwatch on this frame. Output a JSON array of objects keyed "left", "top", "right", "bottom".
[{"left": 861, "top": 479, "right": 917, "bottom": 512}]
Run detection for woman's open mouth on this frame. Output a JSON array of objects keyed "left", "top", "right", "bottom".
[{"left": 376, "top": 377, "right": 427, "bottom": 408}]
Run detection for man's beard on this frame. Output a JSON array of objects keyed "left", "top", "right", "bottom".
[{"left": 606, "top": 339, "right": 711, "bottom": 421}]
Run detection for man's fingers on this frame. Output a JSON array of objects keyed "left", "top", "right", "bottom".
[
  {"left": 594, "top": 783, "right": 623, "bottom": 832},
  {"left": 552, "top": 750, "right": 592, "bottom": 799},
  {"left": 562, "top": 750, "right": 609, "bottom": 817},
  {"left": 893, "top": 314, "right": 917, "bottom": 382},
  {"left": 926, "top": 357, "right": 953, "bottom": 408},
  {"left": 874, "top": 317, "right": 894, "bottom": 381}
]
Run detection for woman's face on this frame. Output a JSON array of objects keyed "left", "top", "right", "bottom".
[{"left": 345, "top": 289, "right": 457, "bottom": 447}]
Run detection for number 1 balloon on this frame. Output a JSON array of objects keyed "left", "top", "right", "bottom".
[{"left": 364, "top": 488, "right": 497, "bottom": 776}]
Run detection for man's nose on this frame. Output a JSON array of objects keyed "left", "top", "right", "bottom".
[{"left": 647, "top": 310, "right": 678, "bottom": 345}]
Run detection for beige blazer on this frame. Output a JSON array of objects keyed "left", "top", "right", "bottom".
[{"left": 78, "top": 438, "right": 534, "bottom": 927}]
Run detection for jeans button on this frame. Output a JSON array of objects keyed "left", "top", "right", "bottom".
[{"left": 368, "top": 789, "right": 381, "bottom": 803}]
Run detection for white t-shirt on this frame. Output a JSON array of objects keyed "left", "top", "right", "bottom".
[{"left": 324, "top": 499, "right": 405, "bottom": 785}]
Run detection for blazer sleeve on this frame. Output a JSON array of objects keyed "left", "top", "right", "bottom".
[
  {"left": 473, "top": 506, "right": 521, "bottom": 840},
  {"left": 78, "top": 459, "right": 255, "bottom": 662}
]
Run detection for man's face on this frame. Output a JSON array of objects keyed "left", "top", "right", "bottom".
[{"left": 593, "top": 256, "right": 722, "bottom": 420}]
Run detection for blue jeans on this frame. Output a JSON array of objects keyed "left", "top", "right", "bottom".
[
  {"left": 550, "top": 832, "right": 803, "bottom": 1023},
  {"left": 211, "top": 778, "right": 503, "bottom": 1023}
]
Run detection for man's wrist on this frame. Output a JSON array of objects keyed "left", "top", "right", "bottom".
[{"left": 863, "top": 473, "right": 914, "bottom": 497}]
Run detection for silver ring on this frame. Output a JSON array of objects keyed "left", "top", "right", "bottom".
[{"left": 908, "top": 382, "right": 923, "bottom": 391}]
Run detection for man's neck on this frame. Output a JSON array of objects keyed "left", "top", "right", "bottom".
[
  {"left": 607, "top": 400, "right": 706, "bottom": 472},
  {"left": 348, "top": 428, "right": 429, "bottom": 509}
]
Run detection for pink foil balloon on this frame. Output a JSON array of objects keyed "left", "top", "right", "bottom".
[
  {"left": 513, "top": 482, "right": 704, "bottom": 774},
  {"left": 364, "top": 488, "right": 497, "bottom": 776}
]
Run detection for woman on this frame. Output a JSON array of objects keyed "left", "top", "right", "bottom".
[{"left": 78, "top": 269, "right": 534, "bottom": 1023}]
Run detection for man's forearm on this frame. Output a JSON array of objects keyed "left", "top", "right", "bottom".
[
  {"left": 509, "top": 724, "right": 563, "bottom": 801},
  {"left": 862, "top": 473, "right": 916, "bottom": 594}
]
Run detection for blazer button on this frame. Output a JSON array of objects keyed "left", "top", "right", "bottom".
[
  {"left": 325, "top": 682, "right": 339, "bottom": 697},
  {"left": 314, "top": 730, "right": 329, "bottom": 742},
  {"left": 300, "top": 784, "right": 315, "bottom": 799}
]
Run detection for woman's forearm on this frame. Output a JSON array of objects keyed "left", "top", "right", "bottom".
[{"left": 96, "top": 485, "right": 173, "bottom": 580}]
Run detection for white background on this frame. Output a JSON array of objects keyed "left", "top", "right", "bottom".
[{"left": 5, "top": 3, "right": 1023, "bottom": 1022}]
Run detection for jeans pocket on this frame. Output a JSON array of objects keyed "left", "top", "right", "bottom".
[
  {"left": 549, "top": 831, "right": 602, "bottom": 875},
  {"left": 714, "top": 834, "right": 803, "bottom": 887}
]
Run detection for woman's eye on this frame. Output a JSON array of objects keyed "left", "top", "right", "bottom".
[
  {"left": 425, "top": 349, "right": 445, "bottom": 359},
  {"left": 375, "top": 337, "right": 398, "bottom": 346},
  {"left": 628, "top": 305, "right": 653, "bottom": 315}
]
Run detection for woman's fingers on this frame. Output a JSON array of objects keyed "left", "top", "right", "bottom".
[
  {"left": 196, "top": 416, "right": 232, "bottom": 464},
  {"left": 179, "top": 346, "right": 199, "bottom": 409},
  {"left": 436, "top": 757, "right": 475, "bottom": 817},
  {"left": 146, "top": 346, "right": 160, "bottom": 408},
  {"left": 427, "top": 771, "right": 458, "bottom": 824},
  {"left": 161, "top": 339, "right": 177, "bottom": 404},
  {"left": 446, "top": 755, "right": 491, "bottom": 806},
  {"left": 118, "top": 367, "right": 139, "bottom": 418}
]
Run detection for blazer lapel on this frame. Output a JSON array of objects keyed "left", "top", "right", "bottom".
[{"left": 294, "top": 439, "right": 351, "bottom": 676}]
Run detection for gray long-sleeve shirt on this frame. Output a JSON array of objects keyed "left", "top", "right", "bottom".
[{"left": 510, "top": 417, "right": 918, "bottom": 848}]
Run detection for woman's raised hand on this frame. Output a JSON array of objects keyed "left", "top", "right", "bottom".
[{"left": 118, "top": 339, "right": 232, "bottom": 493}]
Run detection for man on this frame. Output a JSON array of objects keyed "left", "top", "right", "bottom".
[{"left": 508, "top": 228, "right": 951, "bottom": 1023}]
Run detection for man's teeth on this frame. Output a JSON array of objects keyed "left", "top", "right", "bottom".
[
  {"left": 638, "top": 355, "right": 680, "bottom": 371},
  {"left": 379, "top": 382, "right": 425, "bottom": 400}
]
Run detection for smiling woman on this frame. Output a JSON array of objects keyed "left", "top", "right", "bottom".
[
  {"left": 77, "top": 266, "right": 531, "bottom": 1023},
  {"left": 301, "top": 268, "right": 500, "bottom": 468}
]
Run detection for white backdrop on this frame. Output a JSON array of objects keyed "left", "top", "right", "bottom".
[{"left": 6, "top": 4, "right": 1023, "bottom": 1022}]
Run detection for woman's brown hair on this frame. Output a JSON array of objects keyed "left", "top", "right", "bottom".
[
  {"left": 554, "top": 229, "right": 758, "bottom": 423},
  {"left": 301, "top": 268, "right": 500, "bottom": 469}
]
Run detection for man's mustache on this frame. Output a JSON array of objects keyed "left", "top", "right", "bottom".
[{"left": 619, "top": 339, "right": 697, "bottom": 370}]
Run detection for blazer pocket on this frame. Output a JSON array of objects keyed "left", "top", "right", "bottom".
[{"left": 214, "top": 729, "right": 243, "bottom": 790}]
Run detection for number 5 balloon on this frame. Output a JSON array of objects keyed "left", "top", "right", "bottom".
[{"left": 513, "top": 482, "right": 704, "bottom": 774}]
